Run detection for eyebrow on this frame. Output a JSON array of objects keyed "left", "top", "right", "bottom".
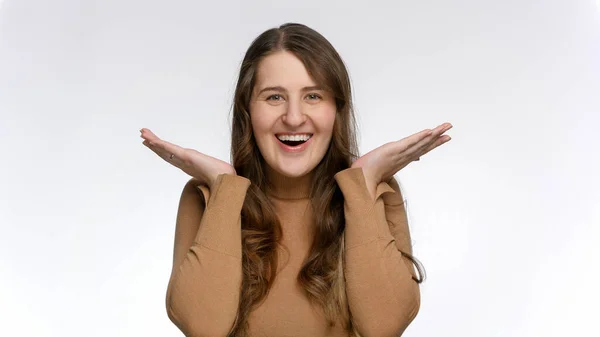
[{"left": 257, "top": 85, "right": 325, "bottom": 95}]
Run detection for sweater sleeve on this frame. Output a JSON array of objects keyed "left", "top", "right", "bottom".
[
  {"left": 165, "top": 174, "right": 251, "bottom": 337},
  {"left": 334, "top": 167, "right": 420, "bottom": 337}
]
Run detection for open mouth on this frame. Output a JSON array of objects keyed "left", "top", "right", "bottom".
[
  {"left": 279, "top": 139, "right": 308, "bottom": 147},
  {"left": 276, "top": 134, "right": 313, "bottom": 147}
]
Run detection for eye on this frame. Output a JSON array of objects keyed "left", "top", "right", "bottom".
[
  {"left": 306, "top": 93, "right": 322, "bottom": 100},
  {"left": 266, "top": 94, "right": 284, "bottom": 101}
]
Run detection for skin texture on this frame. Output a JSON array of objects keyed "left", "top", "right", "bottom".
[{"left": 249, "top": 51, "right": 337, "bottom": 179}]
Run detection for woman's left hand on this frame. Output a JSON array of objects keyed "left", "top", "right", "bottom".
[{"left": 351, "top": 122, "right": 453, "bottom": 200}]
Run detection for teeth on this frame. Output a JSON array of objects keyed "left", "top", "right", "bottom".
[{"left": 277, "top": 134, "right": 312, "bottom": 141}]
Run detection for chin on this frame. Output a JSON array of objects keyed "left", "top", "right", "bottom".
[{"left": 273, "top": 164, "right": 312, "bottom": 178}]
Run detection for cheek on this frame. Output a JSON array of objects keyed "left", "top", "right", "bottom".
[
  {"left": 316, "top": 107, "right": 337, "bottom": 136},
  {"left": 249, "top": 109, "right": 273, "bottom": 146},
  {"left": 249, "top": 104, "right": 264, "bottom": 133}
]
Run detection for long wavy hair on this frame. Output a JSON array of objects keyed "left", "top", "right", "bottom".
[{"left": 228, "top": 23, "right": 423, "bottom": 336}]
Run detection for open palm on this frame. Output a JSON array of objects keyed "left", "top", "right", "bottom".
[
  {"left": 351, "top": 122, "right": 452, "bottom": 196},
  {"left": 140, "top": 128, "right": 236, "bottom": 188}
]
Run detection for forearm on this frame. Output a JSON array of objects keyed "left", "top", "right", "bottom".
[
  {"left": 335, "top": 168, "right": 420, "bottom": 337},
  {"left": 166, "top": 174, "right": 250, "bottom": 337}
]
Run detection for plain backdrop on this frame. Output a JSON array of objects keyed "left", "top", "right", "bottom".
[{"left": 1, "top": 0, "right": 599, "bottom": 336}]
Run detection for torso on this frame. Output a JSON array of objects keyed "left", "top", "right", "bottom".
[{"left": 247, "top": 196, "right": 349, "bottom": 337}]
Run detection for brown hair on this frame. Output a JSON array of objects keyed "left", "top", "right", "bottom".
[{"left": 228, "top": 23, "right": 423, "bottom": 336}]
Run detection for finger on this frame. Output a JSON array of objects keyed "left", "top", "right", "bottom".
[
  {"left": 420, "top": 135, "right": 451, "bottom": 157},
  {"left": 143, "top": 137, "right": 186, "bottom": 165},
  {"left": 139, "top": 129, "right": 184, "bottom": 160},
  {"left": 424, "top": 123, "right": 452, "bottom": 147},
  {"left": 399, "top": 129, "right": 439, "bottom": 158},
  {"left": 434, "top": 122, "right": 452, "bottom": 132},
  {"left": 386, "top": 124, "right": 451, "bottom": 171},
  {"left": 143, "top": 139, "right": 170, "bottom": 161},
  {"left": 399, "top": 128, "right": 435, "bottom": 151},
  {"left": 153, "top": 139, "right": 187, "bottom": 162},
  {"left": 413, "top": 123, "right": 452, "bottom": 154},
  {"left": 408, "top": 123, "right": 451, "bottom": 148},
  {"left": 140, "top": 128, "right": 160, "bottom": 142}
]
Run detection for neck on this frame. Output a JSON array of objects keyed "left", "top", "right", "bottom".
[{"left": 265, "top": 166, "right": 313, "bottom": 200}]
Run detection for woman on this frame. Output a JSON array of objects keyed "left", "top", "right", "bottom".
[{"left": 140, "top": 23, "right": 452, "bottom": 337}]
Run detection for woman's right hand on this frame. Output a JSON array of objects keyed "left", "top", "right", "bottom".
[{"left": 140, "top": 128, "right": 237, "bottom": 189}]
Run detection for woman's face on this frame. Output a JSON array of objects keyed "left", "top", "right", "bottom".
[{"left": 249, "top": 51, "right": 336, "bottom": 179}]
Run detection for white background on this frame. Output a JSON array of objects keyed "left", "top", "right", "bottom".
[{"left": 1, "top": 0, "right": 599, "bottom": 336}]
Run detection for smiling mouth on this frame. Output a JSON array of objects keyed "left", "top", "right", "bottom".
[
  {"left": 279, "top": 139, "right": 307, "bottom": 146},
  {"left": 276, "top": 134, "right": 313, "bottom": 147}
]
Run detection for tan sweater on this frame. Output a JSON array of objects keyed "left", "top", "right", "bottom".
[{"left": 165, "top": 167, "right": 420, "bottom": 337}]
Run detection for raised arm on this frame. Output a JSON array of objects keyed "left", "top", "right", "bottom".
[
  {"left": 338, "top": 123, "right": 451, "bottom": 335},
  {"left": 165, "top": 174, "right": 250, "bottom": 337},
  {"left": 335, "top": 168, "right": 420, "bottom": 337},
  {"left": 139, "top": 128, "right": 247, "bottom": 336}
]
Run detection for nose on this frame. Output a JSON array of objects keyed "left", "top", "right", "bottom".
[{"left": 281, "top": 98, "right": 307, "bottom": 127}]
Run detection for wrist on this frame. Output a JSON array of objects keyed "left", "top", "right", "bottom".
[{"left": 362, "top": 167, "right": 381, "bottom": 186}]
